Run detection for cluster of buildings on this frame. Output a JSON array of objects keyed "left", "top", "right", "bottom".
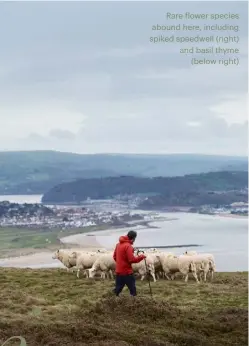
[
  {"left": 0, "top": 201, "right": 146, "bottom": 229},
  {"left": 194, "top": 202, "right": 248, "bottom": 216}
]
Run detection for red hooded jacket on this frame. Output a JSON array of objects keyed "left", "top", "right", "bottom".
[{"left": 113, "top": 235, "right": 146, "bottom": 275}]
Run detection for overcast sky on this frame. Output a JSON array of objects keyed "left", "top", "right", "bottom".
[{"left": 0, "top": 1, "right": 247, "bottom": 156}]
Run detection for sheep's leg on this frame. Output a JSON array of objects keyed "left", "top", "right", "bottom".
[
  {"left": 150, "top": 272, "right": 157, "bottom": 282},
  {"left": 141, "top": 275, "right": 145, "bottom": 281},
  {"left": 210, "top": 270, "right": 214, "bottom": 280},
  {"left": 83, "top": 270, "right": 88, "bottom": 278},
  {"left": 184, "top": 274, "right": 189, "bottom": 282},
  {"left": 192, "top": 272, "right": 200, "bottom": 283},
  {"left": 109, "top": 270, "right": 114, "bottom": 279},
  {"left": 203, "top": 271, "right": 207, "bottom": 282},
  {"left": 171, "top": 273, "right": 176, "bottom": 280},
  {"left": 77, "top": 265, "right": 83, "bottom": 279},
  {"left": 165, "top": 273, "right": 171, "bottom": 281}
]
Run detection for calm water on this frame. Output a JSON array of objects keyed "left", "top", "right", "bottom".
[
  {"left": 0, "top": 196, "right": 248, "bottom": 272},
  {"left": 62, "top": 212, "right": 248, "bottom": 272},
  {"left": 0, "top": 194, "right": 42, "bottom": 203}
]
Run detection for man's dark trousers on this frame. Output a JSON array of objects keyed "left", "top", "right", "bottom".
[{"left": 114, "top": 274, "right": 137, "bottom": 296}]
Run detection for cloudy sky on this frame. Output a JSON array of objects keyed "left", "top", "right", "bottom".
[{"left": 0, "top": 1, "right": 247, "bottom": 155}]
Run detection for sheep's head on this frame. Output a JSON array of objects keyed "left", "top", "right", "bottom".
[
  {"left": 209, "top": 260, "right": 215, "bottom": 271},
  {"left": 52, "top": 250, "right": 60, "bottom": 259},
  {"left": 147, "top": 263, "right": 155, "bottom": 274},
  {"left": 88, "top": 267, "right": 97, "bottom": 278}
]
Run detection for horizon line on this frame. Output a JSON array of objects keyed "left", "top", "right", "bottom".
[{"left": 0, "top": 149, "right": 247, "bottom": 158}]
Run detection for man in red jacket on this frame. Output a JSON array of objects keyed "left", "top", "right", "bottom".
[{"left": 113, "top": 230, "right": 146, "bottom": 296}]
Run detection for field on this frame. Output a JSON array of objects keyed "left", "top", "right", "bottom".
[
  {"left": 0, "top": 224, "right": 113, "bottom": 258},
  {"left": 0, "top": 269, "right": 248, "bottom": 346}
]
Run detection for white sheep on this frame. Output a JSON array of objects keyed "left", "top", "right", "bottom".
[
  {"left": 88, "top": 253, "right": 116, "bottom": 279},
  {"left": 183, "top": 252, "right": 216, "bottom": 280},
  {"left": 52, "top": 249, "right": 77, "bottom": 272},
  {"left": 185, "top": 255, "right": 212, "bottom": 282},
  {"left": 156, "top": 254, "right": 199, "bottom": 283},
  {"left": 69, "top": 251, "right": 100, "bottom": 278},
  {"left": 132, "top": 254, "right": 157, "bottom": 282},
  {"left": 148, "top": 252, "right": 174, "bottom": 280}
]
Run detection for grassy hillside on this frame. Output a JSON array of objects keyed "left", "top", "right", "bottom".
[
  {"left": 0, "top": 224, "right": 115, "bottom": 258},
  {"left": 42, "top": 171, "right": 248, "bottom": 204},
  {"left": 0, "top": 269, "right": 247, "bottom": 346},
  {"left": 0, "top": 150, "right": 247, "bottom": 194}
]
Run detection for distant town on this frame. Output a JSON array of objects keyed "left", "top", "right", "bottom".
[
  {"left": 0, "top": 199, "right": 162, "bottom": 229},
  {"left": 0, "top": 196, "right": 247, "bottom": 229}
]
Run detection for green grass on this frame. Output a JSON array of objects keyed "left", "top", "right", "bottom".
[
  {"left": 0, "top": 224, "right": 114, "bottom": 257},
  {"left": 0, "top": 270, "right": 247, "bottom": 346}
]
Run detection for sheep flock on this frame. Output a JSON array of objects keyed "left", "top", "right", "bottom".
[{"left": 52, "top": 247, "right": 216, "bottom": 284}]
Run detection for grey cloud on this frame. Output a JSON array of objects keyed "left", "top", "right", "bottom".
[{"left": 0, "top": 1, "right": 247, "bottom": 155}]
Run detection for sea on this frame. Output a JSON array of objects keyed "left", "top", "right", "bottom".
[{"left": 0, "top": 195, "right": 248, "bottom": 272}]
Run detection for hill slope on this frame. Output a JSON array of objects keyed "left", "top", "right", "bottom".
[
  {"left": 41, "top": 170, "right": 248, "bottom": 204},
  {"left": 0, "top": 150, "right": 247, "bottom": 195},
  {"left": 0, "top": 269, "right": 247, "bottom": 346}
]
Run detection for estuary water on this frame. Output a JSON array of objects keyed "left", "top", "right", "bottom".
[{"left": 0, "top": 196, "right": 248, "bottom": 272}]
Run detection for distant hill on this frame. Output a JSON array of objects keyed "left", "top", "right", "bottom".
[
  {"left": 0, "top": 150, "right": 247, "bottom": 195},
  {"left": 41, "top": 171, "right": 248, "bottom": 205}
]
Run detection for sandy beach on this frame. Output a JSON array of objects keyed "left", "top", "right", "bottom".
[{"left": 0, "top": 239, "right": 106, "bottom": 268}]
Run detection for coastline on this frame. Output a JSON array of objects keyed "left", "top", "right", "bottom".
[
  {"left": 0, "top": 211, "right": 248, "bottom": 270},
  {"left": 0, "top": 215, "right": 200, "bottom": 266},
  {"left": 0, "top": 219, "right": 156, "bottom": 262}
]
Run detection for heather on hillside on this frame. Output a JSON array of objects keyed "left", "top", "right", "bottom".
[{"left": 0, "top": 269, "right": 247, "bottom": 346}]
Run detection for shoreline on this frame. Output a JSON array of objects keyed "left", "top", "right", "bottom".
[
  {"left": 0, "top": 219, "right": 157, "bottom": 261},
  {"left": 0, "top": 212, "right": 247, "bottom": 270}
]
